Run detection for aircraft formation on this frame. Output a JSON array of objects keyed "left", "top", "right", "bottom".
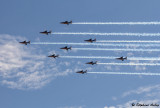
[{"left": 19, "top": 20, "right": 138, "bottom": 75}]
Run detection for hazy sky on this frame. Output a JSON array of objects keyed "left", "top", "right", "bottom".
[{"left": 1, "top": 0, "right": 160, "bottom": 108}]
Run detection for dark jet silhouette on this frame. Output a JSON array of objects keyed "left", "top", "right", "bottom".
[
  {"left": 60, "top": 46, "right": 72, "bottom": 51},
  {"left": 76, "top": 70, "right": 87, "bottom": 74},
  {"left": 60, "top": 21, "right": 72, "bottom": 25},
  {"left": 19, "top": 40, "right": 30, "bottom": 45},
  {"left": 40, "top": 30, "right": 52, "bottom": 35},
  {"left": 86, "top": 61, "right": 97, "bottom": 65},
  {"left": 84, "top": 38, "right": 96, "bottom": 43},
  {"left": 116, "top": 56, "right": 127, "bottom": 61},
  {"left": 48, "top": 54, "right": 59, "bottom": 58}
]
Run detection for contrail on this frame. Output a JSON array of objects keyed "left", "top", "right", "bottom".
[
  {"left": 31, "top": 42, "right": 160, "bottom": 47},
  {"left": 97, "top": 63, "right": 160, "bottom": 66},
  {"left": 52, "top": 32, "right": 160, "bottom": 37},
  {"left": 97, "top": 40, "right": 160, "bottom": 43},
  {"left": 72, "top": 22, "right": 160, "bottom": 25},
  {"left": 73, "top": 48, "right": 160, "bottom": 52},
  {"left": 88, "top": 72, "right": 160, "bottom": 76},
  {"left": 60, "top": 56, "right": 160, "bottom": 61}
]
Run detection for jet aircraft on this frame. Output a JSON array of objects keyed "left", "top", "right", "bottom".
[
  {"left": 60, "top": 21, "right": 72, "bottom": 25},
  {"left": 40, "top": 30, "right": 52, "bottom": 35},
  {"left": 48, "top": 54, "right": 59, "bottom": 58},
  {"left": 116, "top": 56, "right": 127, "bottom": 61},
  {"left": 84, "top": 38, "right": 96, "bottom": 43},
  {"left": 76, "top": 70, "right": 87, "bottom": 74},
  {"left": 19, "top": 40, "right": 30, "bottom": 45},
  {"left": 60, "top": 46, "right": 72, "bottom": 51},
  {"left": 86, "top": 61, "right": 97, "bottom": 65}
]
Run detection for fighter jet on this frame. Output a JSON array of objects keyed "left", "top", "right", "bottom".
[
  {"left": 76, "top": 70, "right": 87, "bottom": 74},
  {"left": 60, "top": 46, "right": 72, "bottom": 51},
  {"left": 60, "top": 21, "right": 72, "bottom": 25},
  {"left": 84, "top": 38, "right": 96, "bottom": 43},
  {"left": 48, "top": 54, "right": 59, "bottom": 58},
  {"left": 19, "top": 40, "right": 30, "bottom": 45},
  {"left": 86, "top": 61, "right": 97, "bottom": 65},
  {"left": 40, "top": 30, "right": 52, "bottom": 35},
  {"left": 116, "top": 56, "right": 127, "bottom": 61}
]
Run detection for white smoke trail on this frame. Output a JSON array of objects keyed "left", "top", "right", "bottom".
[
  {"left": 60, "top": 56, "right": 115, "bottom": 59},
  {"left": 88, "top": 72, "right": 160, "bottom": 76},
  {"left": 97, "top": 63, "right": 160, "bottom": 66},
  {"left": 31, "top": 42, "right": 160, "bottom": 47},
  {"left": 60, "top": 56, "right": 160, "bottom": 61},
  {"left": 52, "top": 32, "right": 160, "bottom": 37},
  {"left": 127, "top": 57, "right": 160, "bottom": 60},
  {"left": 97, "top": 40, "right": 160, "bottom": 43},
  {"left": 73, "top": 48, "right": 160, "bottom": 52},
  {"left": 72, "top": 22, "right": 160, "bottom": 25}
]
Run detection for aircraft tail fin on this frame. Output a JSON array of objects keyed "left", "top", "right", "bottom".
[
  {"left": 94, "top": 39, "right": 96, "bottom": 42},
  {"left": 85, "top": 70, "right": 87, "bottom": 73},
  {"left": 70, "top": 21, "right": 72, "bottom": 24},
  {"left": 69, "top": 46, "right": 72, "bottom": 50},
  {"left": 28, "top": 41, "right": 30, "bottom": 44},
  {"left": 125, "top": 57, "right": 127, "bottom": 60}
]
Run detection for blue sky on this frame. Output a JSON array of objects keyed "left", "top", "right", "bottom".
[{"left": 1, "top": 0, "right": 160, "bottom": 108}]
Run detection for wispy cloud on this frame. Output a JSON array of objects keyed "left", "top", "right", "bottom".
[
  {"left": 105, "top": 84, "right": 160, "bottom": 108},
  {"left": 0, "top": 34, "right": 73, "bottom": 90},
  {"left": 122, "top": 84, "right": 160, "bottom": 97}
]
